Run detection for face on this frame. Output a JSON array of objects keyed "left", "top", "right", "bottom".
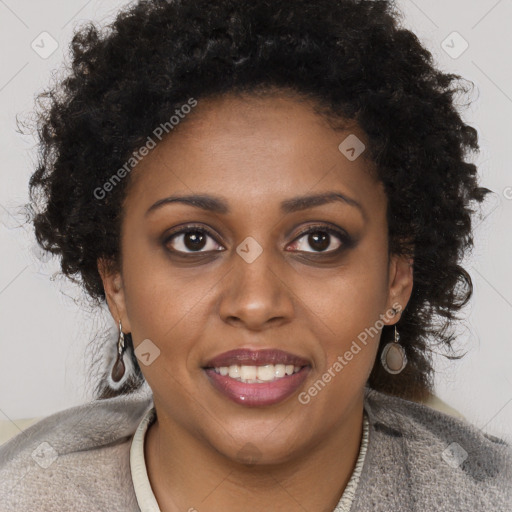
[{"left": 99, "top": 92, "right": 413, "bottom": 464}]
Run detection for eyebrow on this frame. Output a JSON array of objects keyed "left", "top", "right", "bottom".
[{"left": 145, "top": 191, "right": 366, "bottom": 220}]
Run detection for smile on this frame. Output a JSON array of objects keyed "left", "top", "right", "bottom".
[{"left": 203, "top": 365, "right": 310, "bottom": 407}]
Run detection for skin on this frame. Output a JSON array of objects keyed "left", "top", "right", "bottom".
[{"left": 98, "top": 92, "right": 413, "bottom": 512}]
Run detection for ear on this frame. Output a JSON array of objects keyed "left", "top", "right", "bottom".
[
  {"left": 97, "top": 257, "right": 132, "bottom": 332},
  {"left": 383, "top": 254, "right": 414, "bottom": 325}
]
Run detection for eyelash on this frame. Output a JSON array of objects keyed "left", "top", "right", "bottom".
[{"left": 163, "top": 223, "right": 352, "bottom": 256}]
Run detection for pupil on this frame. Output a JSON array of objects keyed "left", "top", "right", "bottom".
[{"left": 309, "top": 232, "right": 329, "bottom": 251}]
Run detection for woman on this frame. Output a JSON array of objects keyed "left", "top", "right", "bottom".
[{"left": 1, "top": 0, "right": 511, "bottom": 510}]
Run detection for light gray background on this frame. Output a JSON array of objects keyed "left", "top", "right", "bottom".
[{"left": 1, "top": 0, "right": 511, "bottom": 440}]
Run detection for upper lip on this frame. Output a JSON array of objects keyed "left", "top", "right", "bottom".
[{"left": 203, "top": 349, "right": 311, "bottom": 368}]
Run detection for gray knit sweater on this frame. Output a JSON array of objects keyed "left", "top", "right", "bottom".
[{"left": 1, "top": 383, "right": 511, "bottom": 511}]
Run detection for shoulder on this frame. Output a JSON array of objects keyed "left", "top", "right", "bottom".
[
  {"left": 354, "top": 388, "right": 512, "bottom": 511},
  {"left": 0, "top": 384, "right": 153, "bottom": 512}
]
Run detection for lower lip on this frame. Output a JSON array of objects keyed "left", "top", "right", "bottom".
[{"left": 203, "top": 367, "right": 310, "bottom": 406}]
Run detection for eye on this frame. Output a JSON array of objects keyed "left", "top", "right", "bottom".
[
  {"left": 163, "top": 225, "right": 223, "bottom": 254},
  {"left": 163, "top": 223, "right": 352, "bottom": 256},
  {"left": 288, "top": 225, "right": 349, "bottom": 254}
]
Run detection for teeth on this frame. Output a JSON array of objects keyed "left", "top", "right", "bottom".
[
  {"left": 240, "top": 366, "right": 257, "bottom": 380},
  {"left": 257, "top": 364, "right": 276, "bottom": 381},
  {"left": 228, "top": 365, "right": 240, "bottom": 378},
  {"left": 213, "top": 364, "right": 302, "bottom": 383},
  {"left": 272, "top": 364, "right": 285, "bottom": 377}
]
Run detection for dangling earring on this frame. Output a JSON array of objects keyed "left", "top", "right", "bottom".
[
  {"left": 111, "top": 319, "right": 126, "bottom": 383},
  {"left": 381, "top": 309, "right": 407, "bottom": 374}
]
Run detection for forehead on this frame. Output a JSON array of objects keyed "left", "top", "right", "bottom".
[{"left": 124, "top": 93, "right": 385, "bottom": 218}]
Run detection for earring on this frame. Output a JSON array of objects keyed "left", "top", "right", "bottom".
[
  {"left": 381, "top": 309, "right": 407, "bottom": 374},
  {"left": 111, "top": 319, "right": 126, "bottom": 383}
]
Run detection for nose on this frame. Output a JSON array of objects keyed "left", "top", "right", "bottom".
[{"left": 218, "top": 244, "right": 295, "bottom": 331}]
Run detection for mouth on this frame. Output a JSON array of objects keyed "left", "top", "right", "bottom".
[{"left": 202, "top": 348, "right": 311, "bottom": 406}]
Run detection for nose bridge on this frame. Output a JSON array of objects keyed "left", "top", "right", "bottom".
[{"left": 236, "top": 238, "right": 277, "bottom": 291}]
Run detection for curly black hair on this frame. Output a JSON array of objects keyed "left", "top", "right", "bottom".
[{"left": 23, "top": 0, "right": 491, "bottom": 402}]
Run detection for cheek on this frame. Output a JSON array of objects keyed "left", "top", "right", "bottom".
[
  {"left": 309, "top": 249, "right": 389, "bottom": 366},
  {"left": 121, "top": 244, "right": 219, "bottom": 361}
]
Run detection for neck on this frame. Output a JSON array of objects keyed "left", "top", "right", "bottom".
[{"left": 144, "top": 397, "right": 365, "bottom": 512}]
